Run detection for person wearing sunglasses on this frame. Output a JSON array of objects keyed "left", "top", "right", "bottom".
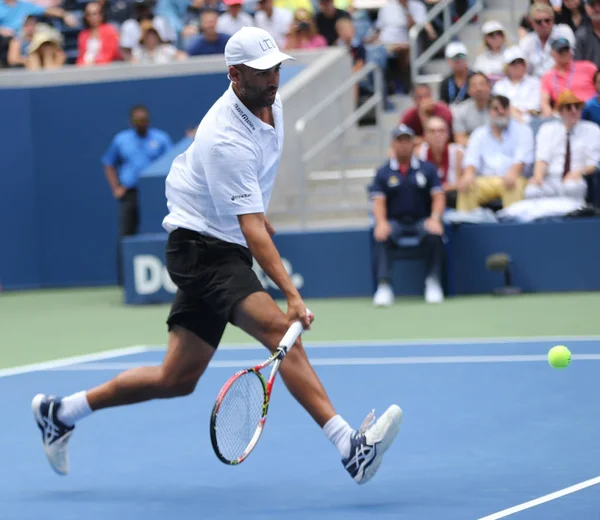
[
  {"left": 526, "top": 89, "right": 600, "bottom": 201},
  {"left": 519, "top": 2, "right": 575, "bottom": 77},
  {"left": 540, "top": 36, "right": 597, "bottom": 117}
]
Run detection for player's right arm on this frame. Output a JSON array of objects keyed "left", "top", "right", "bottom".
[
  {"left": 237, "top": 213, "right": 310, "bottom": 328},
  {"left": 202, "top": 140, "right": 311, "bottom": 329}
]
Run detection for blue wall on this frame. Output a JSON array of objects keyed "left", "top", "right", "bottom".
[
  {"left": 0, "top": 65, "right": 304, "bottom": 290},
  {"left": 121, "top": 218, "right": 600, "bottom": 304}
]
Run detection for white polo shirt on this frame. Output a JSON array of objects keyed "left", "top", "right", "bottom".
[
  {"left": 162, "top": 83, "right": 284, "bottom": 247},
  {"left": 535, "top": 119, "right": 600, "bottom": 181}
]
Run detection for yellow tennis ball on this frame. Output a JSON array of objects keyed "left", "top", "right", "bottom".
[{"left": 548, "top": 345, "right": 571, "bottom": 369}]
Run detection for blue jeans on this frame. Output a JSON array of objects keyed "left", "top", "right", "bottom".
[{"left": 374, "top": 219, "right": 444, "bottom": 284}]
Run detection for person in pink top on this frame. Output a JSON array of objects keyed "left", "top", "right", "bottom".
[
  {"left": 283, "top": 8, "right": 327, "bottom": 50},
  {"left": 76, "top": 1, "right": 120, "bottom": 66},
  {"left": 541, "top": 36, "right": 597, "bottom": 115}
]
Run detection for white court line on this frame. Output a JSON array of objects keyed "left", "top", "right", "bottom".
[
  {"left": 1, "top": 335, "right": 599, "bottom": 379},
  {"left": 0, "top": 346, "right": 150, "bottom": 379},
  {"left": 142, "top": 335, "right": 600, "bottom": 352},
  {"left": 43, "top": 353, "right": 600, "bottom": 371},
  {"left": 478, "top": 476, "right": 600, "bottom": 519}
]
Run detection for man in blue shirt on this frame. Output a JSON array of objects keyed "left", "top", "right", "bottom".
[
  {"left": 368, "top": 124, "right": 446, "bottom": 307},
  {"left": 102, "top": 104, "right": 173, "bottom": 238},
  {"left": 186, "top": 9, "right": 230, "bottom": 56},
  {"left": 582, "top": 70, "right": 600, "bottom": 126}
]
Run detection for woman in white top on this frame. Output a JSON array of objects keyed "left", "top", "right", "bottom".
[
  {"left": 132, "top": 20, "right": 187, "bottom": 65},
  {"left": 492, "top": 46, "right": 542, "bottom": 124},
  {"left": 472, "top": 20, "right": 509, "bottom": 83},
  {"left": 415, "top": 116, "right": 464, "bottom": 208}
]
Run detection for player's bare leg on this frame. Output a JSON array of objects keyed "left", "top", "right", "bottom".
[
  {"left": 231, "top": 291, "right": 403, "bottom": 484},
  {"left": 232, "top": 292, "right": 335, "bottom": 427},
  {"left": 32, "top": 325, "right": 216, "bottom": 475},
  {"left": 86, "top": 326, "right": 215, "bottom": 409}
]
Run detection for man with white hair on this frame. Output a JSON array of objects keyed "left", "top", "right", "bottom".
[
  {"left": 519, "top": 2, "right": 575, "bottom": 77},
  {"left": 31, "top": 26, "right": 403, "bottom": 486},
  {"left": 526, "top": 89, "right": 600, "bottom": 200}
]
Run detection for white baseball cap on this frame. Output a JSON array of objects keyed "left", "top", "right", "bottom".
[
  {"left": 225, "top": 26, "right": 295, "bottom": 70},
  {"left": 445, "top": 41, "right": 468, "bottom": 59},
  {"left": 481, "top": 20, "right": 504, "bottom": 35},
  {"left": 503, "top": 45, "right": 526, "bottom": 64}
]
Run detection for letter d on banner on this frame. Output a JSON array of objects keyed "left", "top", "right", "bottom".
[{"left": 134, "top": 255, "right": 162, "bottom": 295}]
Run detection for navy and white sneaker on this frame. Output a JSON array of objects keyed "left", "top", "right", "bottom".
[
  {"left": 342, "top": 404, "right": 402, "bottom": 484},
  {"left": 32, "top": 394, "right": 74, "bottom": 476}
]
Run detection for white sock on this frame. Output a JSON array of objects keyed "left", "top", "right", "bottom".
[
  {"left": 323, "top": 415, "right": 353, "bottom": 459},
  {"left": 57, "top": 391, "right": 93, "bottom": 427}
]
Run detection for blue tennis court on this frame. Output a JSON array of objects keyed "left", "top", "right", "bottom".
[{"left": 2, "top": 338, "right": 599, "bottom": 520}]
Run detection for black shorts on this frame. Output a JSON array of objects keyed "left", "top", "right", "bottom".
[{"left": 165, "top": 227, "right": 266, "bottom": 347}]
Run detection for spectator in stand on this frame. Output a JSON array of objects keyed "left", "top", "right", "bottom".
[
  {"left": 369, "top": 124, "right": 446, "bottom": 307},
  {"left": 458, "top": 94, "right": 534, "bottom": 212},
  {"left": 254, "top": 0, "right": 292, "bottom": 47},
  {"left": 120, "top": 0, "right": 176, "bottom": 62},
  {"left": 275, "top": 0, "right": 313, "bottom": 14},
  {"left": 0, "top": 0, "right": 77, "bottom": 35},
  {"left": 370, "top": 0, "right": 431, "bottom": 94},
  {"left": 519, "top": 2, "right": 575, "bottom": 77},
  {"left": 5, "top": 13, "right": 36, "bottom": 66},
  {"left": 25, "top": 23, "right": 64, "bottom": 69},
  {"left": 132, "top": 19, "right": 186, "bottom": 63},
  {"left": 314, "top": 0, "right": 349, "bottom": 46},
  {"left": 186, "top": 9, "right": 230, "bottom": 56},
  {"left": 519, "top": 0, "right": 553, "bottom": 39},
  {"left": 451, "top": 72, "right": 491, "bottom": 146},
  {"left": 582, "top": 70, "right": 600, "bottom": 125},
  {"left": 439, "top": 42, "right": 473, "bottom": 106},
  {"left": 540, "top": 36, "right": 597, "bottom": 116},
  {"left": 415, "top": 116, "right": 463, "bottom": 209},
  {"left": 526, "top": 89, "right": 600, "bottom": 201},
  {"left": 473, "top": 21, "right": 509, "bottom": 83},
  {"left": 556, "top": 0, "right": 589, "bottom": 34},
  {"left": 335, "top": 16, "right": 366, "bottom": 97},
  {"left": 76, "top": 1, "right": 121, "bottom": 66},
  {"left": 400, "top": 83, "right": 453, "bottom": 144},
  {"left": 574, "top": 0, "right": 600, "bottom": 67},
  {"left": 492, "top": 46, "right": 542, "bottom": 124},
  {"left": 180, "top": 0, "right": 225, "bottom": 44},
  {"left": 216, "top": 0, "right": 253, "bottom": 35},
  {"left": 283, "top": 8, "right": 326, "bottom": 49}
]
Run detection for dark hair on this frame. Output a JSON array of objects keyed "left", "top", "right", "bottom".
[
  {"left": 130, "top": 105, "right": 149, "bottom": 118},
  {"left": 468, "top": 71, "right": 490, "bottom": 86},
  {"left": 411, "top": 83, "right": 431, "bottom": 95},
  {"left": 489, "top": 94, "right": 510, "bottom": 109}
]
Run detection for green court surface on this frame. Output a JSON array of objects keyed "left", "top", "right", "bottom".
[{"left": 1, "top": 287, "right": 599, "bottom": 369}]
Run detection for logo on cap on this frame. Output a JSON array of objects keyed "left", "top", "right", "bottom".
[{"left": 259, "top": 38, "right": 275, "bottom": 52}]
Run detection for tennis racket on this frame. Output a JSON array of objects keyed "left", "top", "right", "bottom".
[{"left": 209, "top": 313, "right": 310, "bottom": 465}]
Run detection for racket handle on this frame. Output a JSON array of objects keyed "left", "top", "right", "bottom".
[{"left": 278, "top": 308, "right": 312, "bottom": 354}]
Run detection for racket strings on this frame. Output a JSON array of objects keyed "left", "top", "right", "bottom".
[{"left": 215, "top": 371, "right": 266, "bottom": 461}]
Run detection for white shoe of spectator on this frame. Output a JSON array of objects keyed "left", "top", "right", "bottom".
[
  {"left": 373, "top": 283, "right": 394, "bottom": 307},
  {"left": 425, "top": 277, "right": 444, "bottom": 303}
]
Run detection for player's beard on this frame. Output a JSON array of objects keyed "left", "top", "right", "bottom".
[{"left": 239, "top": 84, "right": 277, "bottom": 109}]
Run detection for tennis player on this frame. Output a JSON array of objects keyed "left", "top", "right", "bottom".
[{"left": 32, "top": 26, "right": 402, "bottom": 484}]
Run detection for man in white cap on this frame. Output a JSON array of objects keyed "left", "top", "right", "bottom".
[
  {"left": 439, "top": 41, "right": 473, "bottom": 106},
  {"left": 31, "top": 26, "right": 403, "bottom": 486}
]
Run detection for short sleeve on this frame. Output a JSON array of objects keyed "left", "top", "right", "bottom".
[
  {"left": 534, "top": 122, "right": 554, "bottom": 163},
  {"left": 513, "top": 123, "right": 534, "bottom": 165},
  {"left": 463, "top": 128, "right": 483, "bottom": 169},
  {"left": 201, "top": 140, "right": 264, "bottom": 217},
  {"left": 368, "top": 168, "right": 387, "bottom": 198},
  {"left": 585, "top": 124, "right": 600, "bottom": 168},
  {"left": 101, "top": 136, "right": 120, "bottom": 167}
]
